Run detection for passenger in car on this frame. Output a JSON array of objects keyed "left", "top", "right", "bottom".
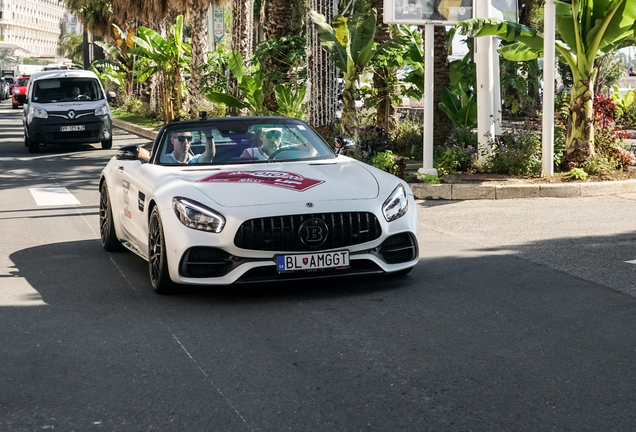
[
  {"left": 161, "top": 131, "right": 215, "bottom": 164},
  {"left": 240, "top": 129, "right": 282, "bottom": 160}
]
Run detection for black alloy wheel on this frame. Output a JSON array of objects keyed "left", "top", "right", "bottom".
[
  {"left": 99, "top": 182, "right": 124, "bottom": 251},
  {"left": 148, "top": 207, "right": 177, "bottom": 294}
]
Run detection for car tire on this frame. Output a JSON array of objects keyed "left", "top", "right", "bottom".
[
  {"left": 12, "top": 103, "right": 18, "bottom": 109},
  {"left": 101, "top": 138, "right": 113, "bottom": 150},
  {"left": 24, "top": 133, "right": 29, "bottom": 147},
  {"left": 148, "top": 207, "right": 177, "bottom": 294},
  {"left": 28, "top": 137, "right": 39, "bottom": 153},
  {"left": 99, "top": 181, "right": 124, "bottom": 252}
]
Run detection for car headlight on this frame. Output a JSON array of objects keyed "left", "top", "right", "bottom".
[
  {"left": 382, "top": 184, "right": 409, "bottom": 222},
  {"left": 95, "top": 104, "right": 108, "bottom": 116},
  {"left": 33, "top": 107, "right": 48, "bottom": 119},
  {"left": 13, "top": 88, "right": 20, "bottom": 95},
  {"left": 172, "top": 197, "right": 225, "bottom": 233}
]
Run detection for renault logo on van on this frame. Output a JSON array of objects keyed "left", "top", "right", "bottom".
[{"left": 67, "top": 110, "right": 76, "bottom": 119}]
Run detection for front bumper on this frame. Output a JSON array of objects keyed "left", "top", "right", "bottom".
[
  {"left": 27, "top": 114, "right": 111, "bottom": 145},
  {"left": 158, "top": 195, "right": 420, "bottom": 286}
]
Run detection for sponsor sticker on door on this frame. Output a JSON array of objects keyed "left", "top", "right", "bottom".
[{"left": 199, "top": 171, "right": 324, "bottom": 192}]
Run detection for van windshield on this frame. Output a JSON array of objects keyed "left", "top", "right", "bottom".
[{"left": 32, "top": 78, "right": 104, "bottom": 103}]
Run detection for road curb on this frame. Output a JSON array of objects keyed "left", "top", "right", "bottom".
[
  {"left": 112, "top": 118, "right": 158, "bottom": 141},
  {"left": 410, "top": 180, "right": 636, "bottom": 200}
]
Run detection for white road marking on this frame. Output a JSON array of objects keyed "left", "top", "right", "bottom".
[
  {"left": 29, "top": 187, "right": 80, "bottom": 206},
  {"left": 625, "top": 260, "right": 636, "bottom": 264}
]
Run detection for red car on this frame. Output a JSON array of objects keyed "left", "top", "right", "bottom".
[{"left": 12, "top": 76, "right": 30, "bottom": 109}]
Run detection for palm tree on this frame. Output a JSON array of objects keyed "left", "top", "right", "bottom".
[
  {"left": 433, "top": 26, "right": 451, "bottom": 146},
  {"left": 59, "top": 32, "right": 84, "bottom": 66},
  {"left": 63, "top": 0, "right": 112, "bottom": 69},
  {"left": 371, "top": 0, "right": 396, "bottom": 131},
  {"left": 229, "top": 0, "right": 254, "bottom": 114}
]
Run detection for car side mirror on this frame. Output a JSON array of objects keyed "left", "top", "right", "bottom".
[
  {"left": 116, "top": 144, "right": 142, "bottom": 161},
  {"left": 16, "top": 94, "right": 27, "bottom": 104},
  {"left": 334, "top": 136, "right": 355, "bottom": 155},
  {"left": 107, "top": 91, "right": 116, "bottom": 102}
]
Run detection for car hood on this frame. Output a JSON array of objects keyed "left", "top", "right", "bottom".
[{"left": 179, "top": 159, "right": 380, "bottom": 208}]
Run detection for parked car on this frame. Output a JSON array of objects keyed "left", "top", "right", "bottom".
[
  {"left": 4, "top": 76, "right": 15, "bottom": 92},
  {"left": 0, "top": 78, "right": 9, "bottom": 101},
  {"left": 20, "top": 70, "right": 116, "bottom": 153},
  {"left": 12, "top": 75, "right": 30, "bottom": 109},
  {"left": 99, "top": 116, "right": 419, "bottom": 294}
]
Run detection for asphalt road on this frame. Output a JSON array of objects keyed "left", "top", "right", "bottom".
[{"left": 2, "top": 98, "right": 636, "bottom": 431}]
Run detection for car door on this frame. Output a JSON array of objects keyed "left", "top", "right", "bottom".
[{"left": 116, "top": 161, "right": 149, "bottom": 254}]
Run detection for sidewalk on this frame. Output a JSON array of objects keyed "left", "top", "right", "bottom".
[{"left": 113, "top": 118, "right": 636, "bottom": 201}]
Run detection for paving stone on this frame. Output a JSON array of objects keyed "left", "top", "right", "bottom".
[
  {"left": 580, "top": 182, "right": 617, "bottom": 196},
  {"left": 540, "top": 183, "right": 581, "bottom": 198},
  {"left": 495, "top": 184, "right": 541, "bottom": 199},
  {"left": 410, "top": 183, "right": 451, "bottom": 200},
  {"left": 452, "top": 184, "right": 496, "bottom": 200},
  {"left": 615, "top": 179, "right": 636, "bottom": 194}
]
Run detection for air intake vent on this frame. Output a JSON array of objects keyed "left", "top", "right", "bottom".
[
  {"left": 379, "top": 233, "right": 417, "bottom": 264},
  {"left": 179, "top": 247, "right": 233, "bottom": 278}
]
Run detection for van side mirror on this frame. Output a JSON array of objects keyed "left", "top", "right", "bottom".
[{"left": 107, "top": 91, "right": 116, "bottom": 102}]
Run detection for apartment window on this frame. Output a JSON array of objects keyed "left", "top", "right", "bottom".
[{"left": 0, "top": 12, "right": 3, "bottom": 18}]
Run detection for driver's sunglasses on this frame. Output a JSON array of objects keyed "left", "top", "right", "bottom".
[{"left": 176, "top": 135, "right": 192, "bottom": 143}]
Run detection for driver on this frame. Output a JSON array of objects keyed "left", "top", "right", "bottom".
[
  {"left": 240, "top": 129, "right": 282, "bottom": 160},
  {"left": 71, "top": 86, "right": 83, "bottom": 99},
  {"left": 161, "top": 131, "right": 215, "bottom": 164}
]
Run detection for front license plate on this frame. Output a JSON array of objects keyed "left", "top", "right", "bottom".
[
  {"left": 277, "top": 251, "right": 350, "bottom": 273},
  {"left": 60, "top": 125, "right": 85, "bottom": 132}
]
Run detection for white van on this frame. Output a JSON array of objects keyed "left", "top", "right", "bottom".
[{"left": 20, "top": 70, "right": 116, "bottom": 153}]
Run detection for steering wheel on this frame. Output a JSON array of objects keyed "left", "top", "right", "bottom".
[
  {"left": 75, "top": 95, "right": 90, "bottom": 101},
  {"left": 269, "top": 145, "right": 309, "bottom": 160}
]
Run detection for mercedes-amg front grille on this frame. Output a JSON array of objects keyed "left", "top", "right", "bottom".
[{"left": 234, "top": 212, "right": 382, "bottom": 252}]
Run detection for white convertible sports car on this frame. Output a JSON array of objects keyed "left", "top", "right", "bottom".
[{"left": 100, "top": 116, "right": 419, "bottom": 294}]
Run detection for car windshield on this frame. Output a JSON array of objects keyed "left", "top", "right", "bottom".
[
  {"left": 16, "top": 78, "right": 29, "bottom": 86},
  {"left": 155, "top": 119, "right": 336, "bottom": 166},
  {"left": 32, "top": 78, "right": 104, "bottom": 103},
  {"left": 4, "top": 77, "right": 14, "bottom": 84}
]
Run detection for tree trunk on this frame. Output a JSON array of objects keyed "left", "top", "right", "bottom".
[
  {"left": 371, "top": 0, "right": 396, "bottom": 132},
  {"left": 189, "top": 4, "right": 210, "bottom": 117},
  {"left": 433, "top": 26, "right": 451, "bottom": 146},
  {"left": 229, "top": 0, "right": 254, "bottom": 116},
  {"left": 83, "top": 29, "right": 90, "bottom": 70},
  {"left": 342, "top": 79, "right": 358, "bottom": 143},
  {"left": 565, "top": 73, "right": 596, "bottom": 165},
  {"left": 307, "top": 0, "right": 338, "bottom": 129}
]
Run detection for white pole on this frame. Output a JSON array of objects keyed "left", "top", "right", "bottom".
[
  {"left": 492, "top": 37, "right": 502, "bottom": 136},
  {"left": 542, "top": 0, "right": 556, "bottom": 176},
  {"left": 475, "top": 0, "right": 495, "bottom": 157},
  {"left": 418, "top": 24, "right": 437, "bottom": 176}
]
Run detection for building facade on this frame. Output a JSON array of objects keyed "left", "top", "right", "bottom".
[{"left": 0, "top": 0, "right": 65, "bottom": 57}]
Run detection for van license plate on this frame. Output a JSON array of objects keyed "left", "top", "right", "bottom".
[
  {"left": 277, "top": 251, "right": 350, "bottom": 273},
  {"left": 61, "top": 125, "right": 85, "bottom": 132}
]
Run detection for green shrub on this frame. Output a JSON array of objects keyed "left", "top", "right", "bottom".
[
  {"left": 371, "top": 150, "right": 407, "bottom": 176},
  {"left": 391, "top": 115, "right": 423, "bottom": 156},
  {"left": 417, "top": 173, "right": 441, "bottom": 183},
  {"left": 580, "top": 156, "right": 619, "bottom": 174},
  {"left": 433, "top": 145, "right": 477, "bottom": 175},
  {"left": 569, "top": 167, "right": 588, "bottom": 180},
  {"left": 485, "top": 126, "right": 542, "bottom": 176}
]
